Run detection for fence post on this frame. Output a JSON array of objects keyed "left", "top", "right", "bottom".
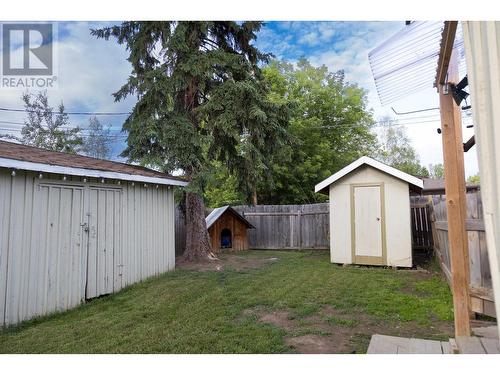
[{"left": 298, "top": 210, "right": 302, "bottom": 249}]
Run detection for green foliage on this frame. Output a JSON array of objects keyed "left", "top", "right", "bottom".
[
  {"left": 92, "top": 22, "right": 288, "bottom": 202},
  {"left": 1, "top": 91, "right": 82, "bottom": 153},
  {"left": 467, "top": 173, "right": 480, "bottom": 184},
  {"left": 81, "top": 116, "right": 113, "bottom": 159},
  {"left": 255, "top": 59, "right": 377, "bottom": 204},
  {"left": 0, "top": 251, "right": 453, "bottom": 353},
  {"left": 429, "top": 163, "right": 444, "bottom": 179},
  {"left": 204, "top": 162, "right": 245, "bottom": 207},
  {"left": 375, "top": 118, "right": 429, "bottom": 177}
]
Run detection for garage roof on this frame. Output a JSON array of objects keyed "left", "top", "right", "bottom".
[
  {"left": 0, "top": 140, "right": 187, "bottom": 186},
  {"left": 206, "top": 206, "right": 254, "bottom": 229},
  {"left": 314, "top": 156, "right": 424, "bottom": 194}
]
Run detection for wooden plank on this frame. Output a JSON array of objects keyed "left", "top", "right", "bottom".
[
  {"left": 473, "top": 325, "right": 499, "bottom": 339},
  {"left": 435, "top": 21, "right": 458, "bottom": 87},
  {"left": 449, "top": 338, "right": 460, "bottom": 354},
  {"left": 469, "top": 286, "right": 495, "bottom": 302},
  {"left": 479, "top": 338, "right": 500, "bottom": 354},
  {"left": 456, "top": 336, "right": 486, "bottom": 353},
  {"left": 434, "top": 219, "right": 485, "bottom": 231},
  {"left": 408, "top": 338, "right": 444, "bottom": 354},
  {"left": 441, "top": 341, "right": 452, "bottom": 354},
  {"left": 438, "top": 46, "right": 472, "bottom": 337},
  {"left": 367, "top": 334, "right": 409, "bottom": 354}
]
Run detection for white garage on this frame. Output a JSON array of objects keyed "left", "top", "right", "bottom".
[
  {"left": 0, "top": 140, "right": 187, "bottom": 326},
  {"left": 315, "top": 156, "right": 423, "bottom": 267}
]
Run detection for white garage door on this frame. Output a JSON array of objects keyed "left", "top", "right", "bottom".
[
  {"left": 85, "top": 187, "right": 122, "bottom": 299},
  {"left": 33, "top": 183, "right": 87, "bottom": 315}
]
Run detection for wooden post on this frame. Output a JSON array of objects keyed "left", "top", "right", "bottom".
[{"left": 438, "top": 48, "right": 472, "bottom": 337}]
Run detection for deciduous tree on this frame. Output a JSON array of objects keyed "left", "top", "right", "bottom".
[
  {"left": 376, "top": 118, "right": 429, "bottom": 177},
  {"left": 1, "top": 91, "right": 82, "bottom": 153},
  {"left": 256, "top": 59, "right": 377, "bottom": 204},
  {"left": 82, "top": 116, "right": 113, "bottom": 159}
]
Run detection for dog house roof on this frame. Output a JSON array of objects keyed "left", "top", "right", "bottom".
[{"left": 205, "top": 206, "right": 254, "bottom": 229}]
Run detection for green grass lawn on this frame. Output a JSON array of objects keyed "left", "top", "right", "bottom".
[{"left": 0, "top": 250, "right": 454, "bottom": 353}]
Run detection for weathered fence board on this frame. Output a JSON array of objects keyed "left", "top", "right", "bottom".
[
  {"left": 233, "top": 203, "right": 330, "bottom": 250},
  {"left": 175, "top": 206, "right": 186, "bottom": 256},
  {"left": 430, "top": 190, "right": 496, "bottom": 317},
  {"left": 176, "top": 200, "right": 437, "bottom": 254},
  {"left": 410, "top": 196, "right": 434, "bottom": 250}
]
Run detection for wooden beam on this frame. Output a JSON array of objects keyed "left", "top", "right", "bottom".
[
  {"left": 435, "top": 21, "right": 458, "bottom": 88},
  {"left": 438, "top": 47, "right": 472, "bottom": 337}
]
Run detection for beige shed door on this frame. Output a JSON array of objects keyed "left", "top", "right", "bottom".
[
  {"left": 86, "top": 187, "right": 122, "bottom": 299},
  {"left": 353, "top": 185, "right": 384, "bottom": 264}
]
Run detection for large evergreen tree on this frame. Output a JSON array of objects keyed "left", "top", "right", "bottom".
[{"left": 92, "top": 22, "right": 288, "bottom": 260}]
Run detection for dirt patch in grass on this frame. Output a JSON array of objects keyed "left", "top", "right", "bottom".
[
  {"left": 176, "top": 252, "right": 278, "bottom": 272},
  {"left": 260, "top": 311, "right": 298, "bottom": 331},
  {"left": 238, "top": 304, "right": 455, "bottom": 354}
]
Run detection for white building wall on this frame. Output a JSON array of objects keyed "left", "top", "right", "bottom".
[
  {"left": 463, "top": 21, "right": 500, "bottom": 329},
  {"left": 0, "top": 168, "right": 176, "bottom": 326},
  {"left": 328, "top": 165, "right": 412, "bottom": 267}
]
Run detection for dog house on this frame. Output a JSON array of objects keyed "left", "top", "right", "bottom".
[
  {"left": 206, "top": 206, "right": 254, "bottom": 251},
  {"left": 315, "top": 156, "right": 423, "bottom": 267}
]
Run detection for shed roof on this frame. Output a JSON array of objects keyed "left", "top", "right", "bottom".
[
  {"left": 206, "top": 205, "right": 254, "bottom": 229},
  {"left": 419, "top": 177, "right": 479, "bottom": 195},
  {"left": 0, "top": 140, "right": 187, "bottom": 186},
  {"left": 314, "top": 156, "right": 424, "bottom": 194}
]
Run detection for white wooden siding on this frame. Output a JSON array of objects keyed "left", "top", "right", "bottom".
[
  {"left": 328, "top": 165, "right": 412, "bottom": 267},
  {"left": 463, "top": 21, "right": 500, "bottom": 333},
  {"left": 0, "top": 168, "right": 176, "bottom": 326}
]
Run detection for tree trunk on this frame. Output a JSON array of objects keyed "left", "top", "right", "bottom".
[
  {"left": 184, "top": 191, "right": 215, "bottom": 261},
  {"left": 252, "top": 187, "right": 258, "bottom": 206}
]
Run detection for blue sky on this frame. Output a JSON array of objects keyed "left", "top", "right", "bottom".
[{"left": 0, "top": 21, "right": 478, "bottom": 175}]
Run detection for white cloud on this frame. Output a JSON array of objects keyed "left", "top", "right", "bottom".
[
  {"left": 298, "top": 32, "right": 319, "bottom": 46},
  {"left": 0, "top": 21, "right": 479, "bottom": 177},
  {"left": 0, "top": 21, "right": 134, "bottom": 157},
  {"left": 302, "top": 22, "right": 479, "bottom": 177}
]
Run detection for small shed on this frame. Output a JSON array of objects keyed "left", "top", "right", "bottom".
[
  {"left": 206, "top": 206, "right": 254, "bottom": 252},
  {"left": 0, "top": 140, "right": 187, "bottom": 326},
  {"left": 315, "top": 156, "right": 423, "bottom": 267}
]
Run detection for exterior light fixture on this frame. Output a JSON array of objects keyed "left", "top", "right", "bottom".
[{"left": 11, "top": 170, "right": 16, "bottom": 177}]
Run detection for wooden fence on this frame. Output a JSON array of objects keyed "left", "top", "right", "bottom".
[
  {"left": 232, "top": 203, "right": 330, "bottom": 249},
  {"left": 175, "top": 200, "right": 436, "bottom": 253},
  {"left": 410, "top": 196, "right": 434, "bottom": 250},
  {"left": 430, "top": 190, "right": 496, "bottom": 317},
  {"left": 175, "top": 206, "right": 186, "bottom": 256}
]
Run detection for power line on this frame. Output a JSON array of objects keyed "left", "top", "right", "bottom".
[
  {"left": 391, "top": 106, "right": 440, "bottom": 115},
  {"left": 0, "top": 107, "right": 131, "bottom": 116}
]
